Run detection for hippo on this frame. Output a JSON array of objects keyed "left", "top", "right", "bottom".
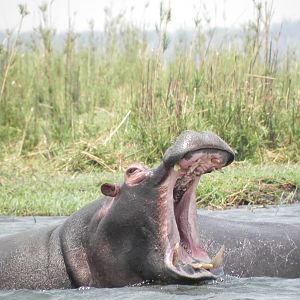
[
  {"left": 0, "top": 131, "right": 234, "bottom": 289},
  {"left": 1, "top": 131, "right": 299, "bottom": 290}
]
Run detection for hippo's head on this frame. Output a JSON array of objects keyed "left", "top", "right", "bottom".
[{"left": 88, "top": 131, "right": 234, "bottom": 287}]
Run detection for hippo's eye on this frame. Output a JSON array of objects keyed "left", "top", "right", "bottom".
[
  {"left": 125, "top": 164, "right": 148, "bottom": 185},
  {"left": 126, "top": 167, "right": 139, "bottom": 176}
]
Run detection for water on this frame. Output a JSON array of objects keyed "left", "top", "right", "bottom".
[
  {"left": 1, "top": 204, "right": 300, "bottom": 300},
  {"left": 200, "top": 204, "right": 300, "bottom": 225}
]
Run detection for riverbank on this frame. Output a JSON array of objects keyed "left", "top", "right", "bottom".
[{"left": 0, "top": 161, "right": 298, "bottom": 216}]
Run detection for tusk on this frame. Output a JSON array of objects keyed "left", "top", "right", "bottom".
[
  {"left": 211, "top": 158, "right": 221, "bottom": 165},
  {"left": 210, "top": 245, "right": 225, "bottom": 268},
  {"left": 173, "top": 164, "right": 181, "bottom": 172},
  {"left": 172, "top": 242, "right": 180, "bottom": 266},
  {"left": 191, "top": 263, "right": 213, "bottom": 270}
]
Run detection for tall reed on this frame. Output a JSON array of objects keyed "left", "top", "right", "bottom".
[{"left": 0, "top": 2, "right": 299, "bottom": 169}]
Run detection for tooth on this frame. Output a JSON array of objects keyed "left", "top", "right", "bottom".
[
  {"left": 172, "top": 242, "right": 180, "bottom": 265},
  {"left": 174, "top": 164, "right": 181, "bottom": 172},
  {"left": 191, "top": 263, "right": 213, "bottom": 270},
  {"left": 210, "top": 245, "right": 225, "bottom": 268},
  {"left": 211, "top": 158, "right": 220, "bottom": 165}
]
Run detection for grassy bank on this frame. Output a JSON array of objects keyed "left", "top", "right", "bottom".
[
  {"left": 0, "top": 3, "right": 299, "bottom": 216},
  {"left": 0, "top": 162, "right": 299, "bottom": 216},
  {"left": 0, "top": 3, "right": 299, "bottom": 169}
]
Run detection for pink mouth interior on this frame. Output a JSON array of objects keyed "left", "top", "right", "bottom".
[{"left": 162, "top": 149, "right": 229, "bottom": 279}]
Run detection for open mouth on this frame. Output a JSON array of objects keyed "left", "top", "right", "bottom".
[{"left": 161, "top": 148, "right": 230, "bottom": 282}]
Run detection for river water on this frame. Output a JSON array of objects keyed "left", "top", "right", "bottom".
[{"left": 1, "top": 204, "right": 300, "bottom": 300}]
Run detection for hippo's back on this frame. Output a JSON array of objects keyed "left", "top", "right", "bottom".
[{"left": 0, "top": 225, "right": 72, "bottom": 289}]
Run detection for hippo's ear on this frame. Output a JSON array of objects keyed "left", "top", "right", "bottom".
[{"left": 101, "top": 183, "right": 120, "bottom": 197}]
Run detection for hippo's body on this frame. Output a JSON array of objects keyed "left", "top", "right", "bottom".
[
  {"left": 1, "top": 131, "right": 299, "bottom": 290},
  {"left": 198, "top": 215, "right": 300, "bottom": 278},
  {"left": 1, "top": 201, "right": 300, "bottom": 290},
  {"left": 0, "top": 224, "right": 71, "bottom": 289},
  {"left": 0, "top": 199, "right": 129, "bottom": 289}
]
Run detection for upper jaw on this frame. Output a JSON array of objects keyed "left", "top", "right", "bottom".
[
  {"left": 159, "top": 147, "right": 232, "bottom": 283},
  {"left": 162, "top": 131, "right": 235, "bottom": 169}
]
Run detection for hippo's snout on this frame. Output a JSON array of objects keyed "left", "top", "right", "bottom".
[
  {"left": 154, "top": 130, "right": 234, "bottom": 283},
  {"left": 163, "top": 131, "right": 235, "bottom": 168}
]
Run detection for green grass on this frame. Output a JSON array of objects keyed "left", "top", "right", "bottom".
[
  {"left": 197, "top": 163, "right": 300, "bottom": 208},
  {"left": 0, "top": 168, "right": 121, "bottom": 216},
  {"left": 0, "top": 3, "right": 299, "bottom": 216},
  {"left": 0, "top": 163, "right": 298, "bottom": 216}
]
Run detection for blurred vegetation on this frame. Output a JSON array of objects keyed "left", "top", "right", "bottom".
[
  {"left": 0, "top": 161, "right": 299, "bottom": 215},
  {"left": 0, "top": 2, "right": 299, "bottom": 173}
]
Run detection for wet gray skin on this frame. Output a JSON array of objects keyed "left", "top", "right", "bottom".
[
  {"left": 0, "top": 131, "right": 234, "bottom": 289},
  {"left": 198, "top": 213, "right": 300, "bottom": 278}
]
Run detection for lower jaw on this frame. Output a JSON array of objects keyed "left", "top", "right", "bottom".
[
  {"left": 165, "top": 242, "right": 225, "bottom": 282},
  {"left": 165, "top": 263, "right": 217, "bottom": 283},
  {"left": 163, "top": 245, "right": 216, "bottom": 282}
]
